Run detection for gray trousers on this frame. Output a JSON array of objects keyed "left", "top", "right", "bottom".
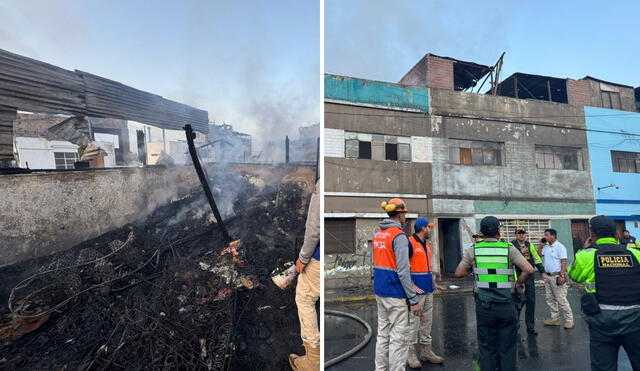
[
  {"left": 408, "top": 293, "right": 434, "bottom": 345},
  {"left": 375, "top": 296, "right": 409, "bottom": 371}
]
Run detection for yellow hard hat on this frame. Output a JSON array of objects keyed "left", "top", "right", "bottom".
[{"left": 380, "top": 198, "right": 409, "bottom": 213}]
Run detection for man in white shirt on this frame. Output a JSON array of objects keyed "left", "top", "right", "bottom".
[{"left": 541, "top": 228, "right": 574, "bottom": 329}]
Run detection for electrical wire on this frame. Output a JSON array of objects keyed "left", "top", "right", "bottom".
[{"left": 325, "top": 110, "right": 640, "bottom": 138}]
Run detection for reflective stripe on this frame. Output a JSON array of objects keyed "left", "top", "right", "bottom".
[
  {"left": 585, "top": 282, "right": 596, "bottom": 291},
  {"left": 476, "top": 256, "right": 509, "bottom": 264},
  {"left": 373, "top": 265, "right": 398, "bottom": 272},
  {"left": 474, "top": 268, "right": 514, "bottom": 275},
  {"left": 476, "top": 281, "right": 514, "bottom": 289},
  {"left": 599, "top": 304, "right": 640, "bottom": 310},
  {"left": 475, "top": 248, "right": 509, "bottom": 256},
  {"left": 410, "top": 272, "right": 431, "bottom": 276}
]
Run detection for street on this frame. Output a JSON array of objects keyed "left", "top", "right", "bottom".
[{"left": 326, "top": 286, "right": 634, "bottom": 370}]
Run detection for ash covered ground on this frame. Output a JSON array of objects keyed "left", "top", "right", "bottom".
[{"left": 0, "top": 172, "right": 311, "bottom": 370}]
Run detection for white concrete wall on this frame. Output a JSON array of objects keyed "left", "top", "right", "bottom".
[
  {"left": 324, "top": 128, "right": 345, "bottom": 158},
  {"left": 16, "top": 137, "right": 78, "bottom": 169}
]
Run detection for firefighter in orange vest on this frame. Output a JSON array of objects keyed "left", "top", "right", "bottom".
[
  {"left": 406, "top": 218, "right": 446, "bottom": 368},
  {"left": 373, "top": 198, "right": 421, "bottom": 371}
]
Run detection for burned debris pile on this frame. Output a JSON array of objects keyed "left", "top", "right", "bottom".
[{"left": 0, "top": 174, "right": 309, "bottom": 370}]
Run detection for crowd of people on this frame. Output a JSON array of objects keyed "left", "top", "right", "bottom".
[{"left": 372, "top": 197, "right": 640, "bottom": 371}]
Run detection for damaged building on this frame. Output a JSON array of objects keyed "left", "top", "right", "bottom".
[
  {"left": 0, "top": 49, "right": 318, "bottom": 370},
  {"left": 324, "top": 52, "right": 639, "bottom": 288}
]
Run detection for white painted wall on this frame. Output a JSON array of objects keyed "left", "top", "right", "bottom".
[
  {"left": 410, "top": 136, "right": 431, "bottom": 163},
  {"left": 324, "top": 128, "right": 345, "bottom": 158},
  {"left": 16, "top": 137, "right": 77, "bottom": 169}
]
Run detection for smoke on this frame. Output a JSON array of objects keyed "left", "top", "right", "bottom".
[
  {"left": 175, "top": 1, "right": 320, "bottom": 155},
  {"left": 325, "top": 0, "right": 516, "bottom": 82}
]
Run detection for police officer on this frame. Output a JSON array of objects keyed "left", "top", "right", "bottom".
[
  {"left": 373, "top": 198, "right": 421, "bottom": 371},
  {"left": 620, "top": 229, "right": 640, "bottom": 248},
  {"left": 455, "top": 216, "right": 534, "bottom": 371},
  {"left": 568, "top": 215, "right": 640, "bottom": 371},
  {"left": 511, "top": 228, "right": 545, "bottom": 335}
]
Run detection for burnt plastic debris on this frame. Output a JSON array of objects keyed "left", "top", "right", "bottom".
[{"left": 0, "top": 173, "right": 310, "bottom": 370}]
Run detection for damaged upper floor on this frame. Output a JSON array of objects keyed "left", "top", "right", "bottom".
[{"left": 398, "top": 53, "right": 640, "bottom": 112}]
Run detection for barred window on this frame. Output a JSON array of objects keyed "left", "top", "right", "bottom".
[
  {"left": 535, "top": 145, "right": 583, "bottom": 170},
  {"left": 611, "top": 151, "right": 640, "bottom": 173},
  {"left": 449, "top": 139, "right": 503, "bottom": 166},
  {"left": 500, "top": 219, "right": 551, "bottom": 246},
  {"left": 324, "top": 218, "right": 356, "bottom": 254},
  {"left": 54, "top": 152, "right": 78, "bottom": 169},
  {"left": 345, "top": 132, "right": 371, "bottom": 159}
]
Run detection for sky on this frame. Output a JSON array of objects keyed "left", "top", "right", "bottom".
[
  {"left": 326, "top": 0, "right": 640, "bottom": 89},
  {"left": 0, "top": 0, "right": 319, "bottom": 143}
]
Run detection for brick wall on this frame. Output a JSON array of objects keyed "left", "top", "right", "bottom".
[
  {"left": 567, "top": 79, "right": 592, "bottom": 106},
  {"left": 426, "top": 55, "right": 454, "bottom": 90},
  {"left": 398, "top": 55, "right": 428, "bottom": 86}
]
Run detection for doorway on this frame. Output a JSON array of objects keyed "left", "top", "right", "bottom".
[
  {"left": 571, "top": 219, "right": 589, "bottom": 256},
  {"left": 439, "top": 218, "right": 462, "bottom": 276},
  {"left": 615, "top": 220, "right": 626, "bottom": 241}
]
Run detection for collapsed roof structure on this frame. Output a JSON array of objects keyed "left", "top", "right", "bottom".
[{"left": 0, "top": 49, "right": 209, "bottom": 164}]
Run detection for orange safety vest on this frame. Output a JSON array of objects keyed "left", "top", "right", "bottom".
[
  {"left": 408, "top": 234, "right": 434, "bottom": 293},
  {"left": 372, "top": 226, "right": 406, "bottom": 298}
]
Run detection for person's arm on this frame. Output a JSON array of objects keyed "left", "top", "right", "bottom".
[
  {"left": 530, "top": 245, "right": 545, "bottom": 273},
  {"left": 558, "top": 244, "right": 568, "bottom": 284},
  {"left": 296, "top": 181, "right": 320, "bottom": 272},
  {"left": 454, "top": 248, "right": 473, "bottom": 277},
  {"left": 432, "top": 274, "right": 446, "bottom": 291},
  {"left": 568, "top": 251, "right": 587, "bottom": 283},
  {"left": 393, "top": 234, "right": 418, "bottom": 307},
  {"left": 510, "top": 246, "right": 534, "bottom": 286}
]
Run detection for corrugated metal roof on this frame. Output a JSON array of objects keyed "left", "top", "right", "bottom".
[{"left": 0, "top": 49, "right": 209, "bottom": 133}]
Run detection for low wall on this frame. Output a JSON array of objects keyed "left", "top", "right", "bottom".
[{"left": 0, "top": 163, "right": 316, "bottom": 267}]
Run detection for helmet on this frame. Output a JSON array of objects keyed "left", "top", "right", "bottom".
[{"left": 380, "top": 198, "right": 409, "bottom": 213}]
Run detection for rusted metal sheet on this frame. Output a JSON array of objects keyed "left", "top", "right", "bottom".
[{"left": 0, "top": 49, "right": 208, "bottom": 133}]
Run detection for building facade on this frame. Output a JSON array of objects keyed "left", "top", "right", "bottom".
[
  {"left": 322, "top": 53, "right": 637, "bottom": 289},
  {"left": 585, "top": 106, "right": 640, "bottom": 239}
]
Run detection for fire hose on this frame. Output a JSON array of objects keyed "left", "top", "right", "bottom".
[{"left": 324, "top": 310, "right": 373, "bottom": 369}]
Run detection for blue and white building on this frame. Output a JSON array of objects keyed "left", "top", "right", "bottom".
[{"left": 585, "top": 106, "right": 640, "bottom": 238}]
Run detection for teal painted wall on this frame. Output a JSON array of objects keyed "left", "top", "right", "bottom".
[
  {"left": 474, "top": 200, "right": 595, "bottom": 215},
  {"left": 324, "top": 74, "right": 429, "bottom": 112},
  {"left": 550, "top": 219, "right": 575, "bottom": 264}
]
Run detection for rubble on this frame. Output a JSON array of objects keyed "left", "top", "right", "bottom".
[{"left": 0, "top": 172, "right": 310, "bottom": 370}]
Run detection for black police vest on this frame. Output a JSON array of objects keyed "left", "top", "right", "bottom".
[{"left": 594, "top": 244, "right": 640, "bottom": 306}]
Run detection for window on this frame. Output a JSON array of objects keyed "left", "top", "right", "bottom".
[
  {"left": 384, "top": 135, "right": 411, "bottom": 162},
  {"left": 324, "top": 218, "right": 356, "bottom": 254},
  {"left": 345, "top": 132, "right": 372, "bottom": 159},
  {"left": 54, "top": 152, "right": 78, "bottom": 169},
  {"left": 345, "top": 132, "right": 411, "bottom": 161},
  {"left": 501, "top": 219, "right": 551, "bottom": 246},
  {"left": 535, "top": 145, "right": 583, "bottom": 170},
  {"left": 449, "top": 139, "right": 503, "bottom": 166},
  {"left": 601, "top": 91, "right": 621, "bottom": 109},
  {"left": 385, "top": 143, "right": 397, "bottom": 160},
  {"left": 611, "top": 151, "right": 640, "bottom": 173}
]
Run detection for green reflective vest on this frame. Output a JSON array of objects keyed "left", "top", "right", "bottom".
[
  {"left": 512, "top": 240, "right": 543, "bottom": 279},
  {"left": 473, "top": 241, "right": 514, "bottom": 290},
  {"left": 569, "top": 237, "right": 640, "bottom": 294}
]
